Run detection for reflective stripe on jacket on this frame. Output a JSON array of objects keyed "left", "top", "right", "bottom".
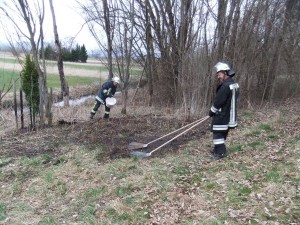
[{"left": 211, "top": 77, "right": 239, "bottom": 132}]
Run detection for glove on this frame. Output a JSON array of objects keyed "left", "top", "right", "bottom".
[
  {"left": 209, "top": 110, "right": 215, "bottom": 117},
  {"left": 106, "top": 88, "right": 112, "bottom": 96},
  {"left": 103, "top": 88, "right": 112, "bottom": 96}
]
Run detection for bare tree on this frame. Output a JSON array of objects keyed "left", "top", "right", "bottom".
[
  {"left": 129, "top": 0, "right": 156, "bottom": 106},
  {"left": 278, "top": 0, "right": 300, "bottom": 98},
  {"left": 77, "top": 0, "right": 116, "bottom": 80},
  {"left": 112, "top": 0, "right": 136, "bottom": 114},
  {"left": 0, "top": 0, "right": 51, "bottom": 125},
  {"left": 226, "top": 0, "right": 241, "bottom": 62},
  {"left": 72, "top": 0, "right": 300, "bottom": 113},
  {"left": 102, "top": 0, "right": 114, "bottom": 79},
  {"left": 135, "top": 0, "right": 201, "bottom": 107},
  {"left": 78, "top": 0, "right": 140, "bottom": 114},
  {"left": 83, "top": 0, "right": 300, "bottom": 110},
  {"left": 49, "top": 0, "right": 70, "bottom": 107}
]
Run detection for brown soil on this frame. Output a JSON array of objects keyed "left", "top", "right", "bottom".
[{"left": 0, "top": 115, "right": 210, "bottom": 162}]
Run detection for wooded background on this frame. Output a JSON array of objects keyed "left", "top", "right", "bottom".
[
  {"left": 73, "top": 0, "right": 300, "bottom": 112},
  {"left": 1, "top": 0, "right": 299, "bottom": 121}
]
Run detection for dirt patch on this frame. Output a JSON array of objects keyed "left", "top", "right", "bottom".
[{"left": 0, "top": 115, "right": 210, "bottom": 162}]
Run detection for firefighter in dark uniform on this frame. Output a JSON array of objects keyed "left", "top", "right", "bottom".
[
  {"left": 89, "top": 76, "right": 120, "bottom": 119},
  {"left": 209, "top": 62, "right": 239, "bottom": 160}
]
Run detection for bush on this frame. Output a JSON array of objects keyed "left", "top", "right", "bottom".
[{"left": 20, "top": 55, "right": 40, "bottom": 116}]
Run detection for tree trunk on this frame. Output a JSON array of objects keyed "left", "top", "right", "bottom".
[
  {"left": 13, "top": 80, "right": 18, "bottom": 131},
  {"left": 226, "top": 0, "right": 241, "bottom": 63},
  {"left": 49, "top": 0, "right": 70, "bottom": 107},
  {"left": 216, "top": 0, "right": 228, "bottom": 60},
  {"left": 121, "top": 89, "right": 128, "bottom": 115},
  {"left": 20, "top": 90, "right": 24, "bottom": 129},
  {"left": 103, "top": 0, "right": 114, "bottom": 79},
  {"left": 145, "top": 0, "right": 154, "bottom": 106}
]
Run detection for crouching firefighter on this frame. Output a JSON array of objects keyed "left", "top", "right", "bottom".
[
  {"left": 208, "top": 62, "right": 239, "bottom": 160},
  {"left": 89, "top": 76, "right": 120, "bottom": 119}
]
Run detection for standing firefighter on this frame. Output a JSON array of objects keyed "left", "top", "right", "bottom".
[
  {"left": 90, "top": 76, "right": 120, "bottom": 119},
  {"left": 208, "top": 62, "right": 239, "bottom": 160}
]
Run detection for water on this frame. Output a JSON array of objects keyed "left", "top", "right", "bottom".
[
  {"left": 53, "top": 95, "right": 95, "bottom": 107},
  {"left": 53, "top": 92, "right": 121, "bottom": 107}
]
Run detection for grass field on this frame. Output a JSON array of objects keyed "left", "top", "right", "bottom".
[
  {"left": 0, "top": 57, "right": 142, "bottom": 77},
  {"left": 0, "top": 68, "right": 101, "bottom": 91},
  {"left": 0, "top": 57, "right": 105, "bottom": 71}
]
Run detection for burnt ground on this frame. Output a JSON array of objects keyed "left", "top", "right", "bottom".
[{"left": 0, "top": 115, "right": 210, "bottom": 163}]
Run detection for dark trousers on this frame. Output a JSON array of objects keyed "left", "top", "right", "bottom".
[
  {"left": 91, "top": 100, "right": 111, "bottom": 118},
  {"left": 212, "top": 130, "right": 229, "bottom": 155}
]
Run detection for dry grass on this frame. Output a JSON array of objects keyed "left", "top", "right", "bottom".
[{"left": 0, "top": 94, "right": 299, "bottom": 224}]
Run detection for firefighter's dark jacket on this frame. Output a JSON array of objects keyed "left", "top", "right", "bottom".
[
  {"left": 210, "top": 77, "right": 239, "bottom": 132},
  {"left": 95, "top": 80, "right": 117, "bottom": 103}
]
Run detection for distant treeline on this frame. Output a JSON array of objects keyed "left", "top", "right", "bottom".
[{"left": 42, "top": 44, "right": 88, "bottom": 63}]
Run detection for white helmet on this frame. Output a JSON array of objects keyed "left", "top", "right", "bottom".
[
  {"left": 112, "top": 76, "right": 120, "bottom": 84},
  {"left": 213, "top": 62, "right": 230, "bottom": 74}
]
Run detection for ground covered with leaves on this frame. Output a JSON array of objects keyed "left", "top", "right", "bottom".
[
  {"left": 0, "top": 114, "right": 209, "bottom": 161},
  {"left": 0, "top": 100, "right": 299, "bottom": 224}
]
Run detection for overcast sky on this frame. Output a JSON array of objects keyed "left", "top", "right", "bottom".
[{"left": 0, "top": 0, "right": 98, "bottom": 51}]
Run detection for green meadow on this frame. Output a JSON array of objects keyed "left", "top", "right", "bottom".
[{"left": 0, "top": 68, "right": 100, "bottom": 91}]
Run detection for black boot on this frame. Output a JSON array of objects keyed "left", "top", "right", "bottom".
[
  {"left": 212, "top": 152, "right": 227, "bottom": 160},
  {"left": 89, "top": 113, "right": 95, "bottom": 119},
  {"left": 211, "top": 144, "right": 227, "bottom": 160}
]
